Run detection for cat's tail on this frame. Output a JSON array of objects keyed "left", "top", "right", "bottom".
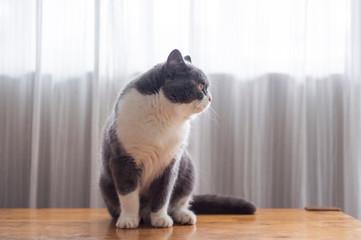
[{"left": 190, "top": 194, "right": 256, "bottom": 214}]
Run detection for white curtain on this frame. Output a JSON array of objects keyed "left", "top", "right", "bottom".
[{"left": 1, "top": 0, "right": 360, "bottom": 219}]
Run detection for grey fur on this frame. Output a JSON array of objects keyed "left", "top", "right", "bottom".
[
  {"left": 134, "top": 64, "right": 166, "bottom": 95},
  {"left": 170, "top": 151, "right": 196, "bottom": 206},
  {"left": 123, "top": 49, "right": 209, "bottom": 104},
  {"left": 149, "top": 159, "right": 178, "bottom": 212},
  {"left": 99, "top": 49, "right": 256, "bottom": 225},
  {"left": 184, "top": 55, "right": 192, "bottom": 63},
  {"left": 100, "top": 116, "right": 142, "bottom": 219}
]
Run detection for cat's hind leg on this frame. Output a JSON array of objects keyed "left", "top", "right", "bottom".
[
  {"left": 99, "top": 174, "right": 120, "bottom": 220},
  {"left": 148, "top": 160, "right": 179, "bottom": 228},
  {"left": 169, "top": 152, "right": 197, "bottom": 225},
  {"left": 170, "top": 195, "right": 196, "bottom": 225}
]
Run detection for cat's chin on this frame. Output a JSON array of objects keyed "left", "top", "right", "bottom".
[{"left": 191, "top": 101, "right": 210, "bottom": 115}]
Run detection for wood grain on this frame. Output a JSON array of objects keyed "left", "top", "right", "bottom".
[{"left": 1, "top": 209, "right": 361, "bottom": 239}]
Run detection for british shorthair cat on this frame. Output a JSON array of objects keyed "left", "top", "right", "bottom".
[{"left": 99, "top": 49, "right": 255, "bottom": 229}]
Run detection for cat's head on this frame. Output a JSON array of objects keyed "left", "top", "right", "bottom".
[{"left": 162, "top": 49, "right": 211, "bottom": 115}]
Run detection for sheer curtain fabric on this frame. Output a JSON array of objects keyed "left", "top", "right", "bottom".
[{"left": 1, "top": 0, "right": 360, "bottom": 219}]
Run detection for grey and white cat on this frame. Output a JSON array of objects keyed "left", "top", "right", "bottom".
[{"left": 99, "top": 49, "right": 255, "bottom": 229}]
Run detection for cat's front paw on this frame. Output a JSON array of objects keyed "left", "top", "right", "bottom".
[
  {"left": 116, "top": 214, "right": 140, "bottom": 229},
  {"left": 150, "top": 212, "right": 173, "bottom": 228},
  {"left": 172, "top": 209, "right": 196, "bottom": 225}
]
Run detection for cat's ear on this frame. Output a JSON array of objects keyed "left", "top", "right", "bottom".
[
  {"left": 184, "top": 55, "right": 192, "bottom": 63},
  {"left": 166, "top": 49, "right": 187, "bottom": 74}
]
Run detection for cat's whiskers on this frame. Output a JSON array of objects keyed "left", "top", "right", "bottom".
[
  {"left": 204, "top": 107, "right": 220, "bottom": 127},
  {"left": 209, "top": 106, "right": 221, "bottom": 120},
  {"left": 101, "top": 49, "right": 256, "bottom": 229}
]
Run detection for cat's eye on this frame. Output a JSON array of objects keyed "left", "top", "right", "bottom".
[{"left": 198, "top": 83, "right": 204, "bottom": 91}]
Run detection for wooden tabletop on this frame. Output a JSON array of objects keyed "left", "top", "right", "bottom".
[{"left": 1, "top": 208, "right": 361, "bottom": 239}]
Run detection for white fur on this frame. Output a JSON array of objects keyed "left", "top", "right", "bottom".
[
  {"left": 169, "top": 195, "right": 196, "bottom": 225},
  {"left": 115, "top": 87, "right": 210, "bottom": 228},
  {"left": 171, "top": 209, "right": 196, "bottom": 225},
  {"left": 116, "top": 89, "right": 206, "bottom": 193},
  {"left": 116, "top": 187, "right": 140, "bottom": 229},
  {"left": 150, "top": 205, "right": 174, "bottom": 228}
]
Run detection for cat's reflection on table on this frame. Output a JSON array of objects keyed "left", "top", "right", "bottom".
[{"left": 105, "top": 219, "right": 197, "bottom": 240}]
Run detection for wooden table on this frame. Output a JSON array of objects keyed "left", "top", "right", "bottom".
[{"left": 1, "top": 209, "right": 361, "bottom": 239}]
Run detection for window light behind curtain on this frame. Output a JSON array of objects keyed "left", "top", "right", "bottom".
[
  {"left": 1, "top": 0, "right": 361, "bottom": 220},
  {"left": 1, "top": 0, "right": 350, "bottom": 79}
]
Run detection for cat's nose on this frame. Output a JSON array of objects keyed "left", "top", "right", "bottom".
[{"left": 208, "top": 96, "right": 212, "bottom": 102}]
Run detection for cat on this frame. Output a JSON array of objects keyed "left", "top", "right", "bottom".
[{"left": 99, "top": 49, "right": 256, "bottom": 229}]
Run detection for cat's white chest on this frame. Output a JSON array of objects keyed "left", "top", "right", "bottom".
[{"left": 115, "top": 89, "right": 190, "bottom": 191}]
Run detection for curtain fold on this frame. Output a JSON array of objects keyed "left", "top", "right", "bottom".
[{"left": 1, "top": 0, "right": 360, "bottom": 219}]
